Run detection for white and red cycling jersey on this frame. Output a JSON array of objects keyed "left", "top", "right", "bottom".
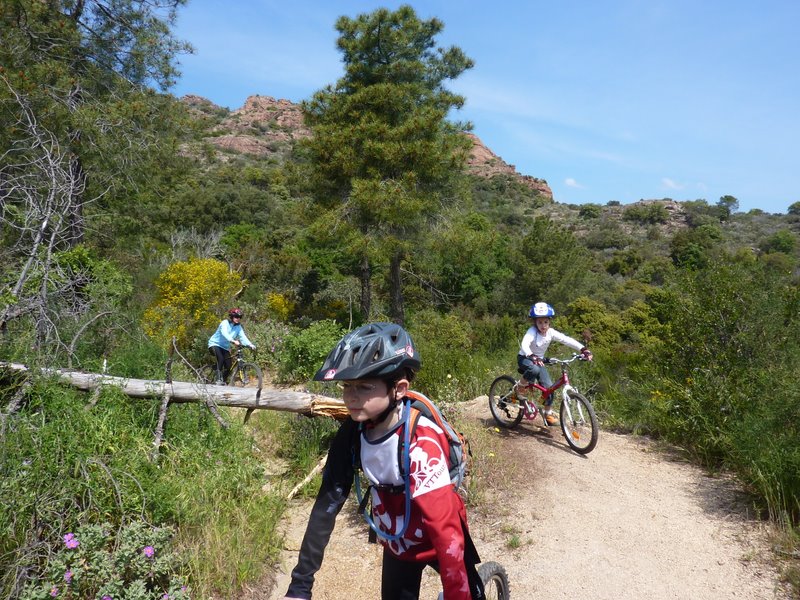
[
  {"left": 361, "top": 412, "right": 471, "bottom": 597},
  {"left": 284, "top": 402, "right": 476, "bottom": 600}
]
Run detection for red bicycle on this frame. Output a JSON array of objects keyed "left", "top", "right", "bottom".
[{"left": 488, "top": 353, "right": 598, "bottom": 454}]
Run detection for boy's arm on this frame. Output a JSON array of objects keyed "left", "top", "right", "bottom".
[
  {"left": 284, "top": 419, "right": 357, "bottom": 599},
  {"left": 519, "top": 328, "right": 535, "bottom": 355},
  {"left": 237, "top": 327, "right": 255, "bottom": 348},
  {"left": 551, "top": 329, "right": 585, "bottom": 352}
]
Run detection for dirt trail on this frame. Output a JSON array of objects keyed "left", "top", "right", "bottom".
[{"left": 266, "top": 399, "right": 790, "bottom": 600}]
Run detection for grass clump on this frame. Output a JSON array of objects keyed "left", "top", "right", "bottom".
[{"left": 0, "top": 378, "right": 284, "bottom": 600}]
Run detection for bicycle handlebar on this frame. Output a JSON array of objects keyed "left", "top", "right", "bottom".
[{"left": 543, "top": 353, "right": 587, "bottom": 365}]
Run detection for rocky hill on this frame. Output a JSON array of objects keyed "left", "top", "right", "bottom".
[
  {"left": 180, "top": 94, "right": 792, "bottom": 252},
  {"left": 182, "top": 94, "right": 553, "bottom": 198}
]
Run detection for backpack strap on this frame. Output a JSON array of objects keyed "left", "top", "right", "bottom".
[
  {"left": 352, "top": 399, "right": 413, "bottom": 543},
  {"left": 397, "top": 406, "right": 422, "bottom": 479}
]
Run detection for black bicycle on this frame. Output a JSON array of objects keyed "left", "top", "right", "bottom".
[{"left": 199, "top": 346, "right": 263, "bottom": 389}]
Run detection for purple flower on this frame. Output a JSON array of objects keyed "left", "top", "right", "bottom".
[
  {"left": 102, "top": 596, "right": 112, "bottom": 600},
  {"left": 162, "top": 594, "right": 170, "bottom": 600},
  {"left": 143, "top": 545, "right": 155, "bottom": 558},
  {"left": 63, "top": 533, "right": 79, "bottom": 549},
  {"left": 49, "top": 587, "right": 58, "bottom": 597},
  {"left": 64, "top": 570, "right": 73, "bottom": 584}
]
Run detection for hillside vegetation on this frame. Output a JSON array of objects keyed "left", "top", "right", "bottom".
[{"left": 2, "top": 3, "right": 800, "bottom": 599}]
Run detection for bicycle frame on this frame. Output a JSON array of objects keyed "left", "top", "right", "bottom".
[
  {"left": 489, "top": 353, "right": 599, "bottom": 453},
  {"left": 517, "top": 356, "right": 581, "bottom": 421}
]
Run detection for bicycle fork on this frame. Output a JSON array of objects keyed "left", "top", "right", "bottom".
[{"left": 560, "top": 385, "right": 582, "bottom": 424}]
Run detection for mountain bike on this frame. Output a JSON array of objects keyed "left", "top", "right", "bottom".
[
  {"left": 488, "top": 353, "right": 598, "bottom": 454},
  {"left": 199, "top": 345, "right": 263, "bottom": 389},
  {"left": 435, "top": 560, "right": 510, "bottom": 599}
]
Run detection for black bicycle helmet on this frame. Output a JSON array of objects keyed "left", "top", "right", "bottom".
[
  {"left": 228, "top": 307, "right": 244, "bottom": 319},
  {"left": 313, "top": 322, "right": 421, "bottom": 382}
]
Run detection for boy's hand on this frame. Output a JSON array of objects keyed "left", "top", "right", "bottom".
[{"left": 581, "top": 348, "right": 593, "bottom": 361}]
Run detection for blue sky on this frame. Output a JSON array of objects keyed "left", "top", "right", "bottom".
[{"left": 171, "top": 0, "right": 800, "bottom": 214}]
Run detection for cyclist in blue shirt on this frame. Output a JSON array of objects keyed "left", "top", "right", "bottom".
[{"left": 208, "top": 308, "right": 256, "bottom": 385}]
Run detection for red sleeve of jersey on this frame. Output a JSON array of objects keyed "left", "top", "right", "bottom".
[{"left": 409, "top": 426, "right": 472, "bottom": 600}]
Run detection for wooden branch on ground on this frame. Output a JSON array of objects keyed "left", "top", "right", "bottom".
[
  {"left": 0, "top": 362, "right": 349, "bottom": 420},
  {"left": 150, "top": 389, "right": 172, "bottom": 462},
  {"left": 287, "top": 454, "right": 328, "bottom": 500}
]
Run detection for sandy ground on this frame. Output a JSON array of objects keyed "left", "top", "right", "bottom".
[{"left": 264, "top": 398, "right": 791, "bottom": 600}]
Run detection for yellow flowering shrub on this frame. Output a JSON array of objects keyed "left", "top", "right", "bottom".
[
  {"left": 143, "top": 258, "right": 243, "bottom": 347},
  {"left": 265, "top": 292, "right": 294, "bottom": 321}
]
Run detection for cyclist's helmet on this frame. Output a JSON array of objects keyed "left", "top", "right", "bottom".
[
  {"left": 313, "top": 322, "right": 420, "bottom": 382},
  {"left": 529, "top": 302, "right": 555, "bottom": 318},
  {"left": 228, "top": 308, "right": 244, "bottom": 319}
]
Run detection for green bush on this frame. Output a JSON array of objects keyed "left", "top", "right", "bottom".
[
  {"left": 623, "top": 202, "right": 669, "bottom": 225},
  {"left": 0, "top": 381, "right": 283, "bottom": 599},
  {"left": 20, "top": 522, "right": 188, "bottom": 600},
  {"left": 275, "top": 319, "right": 344, "bottom": 382},
  {"left": 579, "top": 203, "right": 602, "bottom": 219},
  {"left": 599, "top": 258, "right": 800, "bottom": 523}
]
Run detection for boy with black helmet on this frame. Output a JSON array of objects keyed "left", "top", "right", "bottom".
[
  {"left": 282, "top": 322, "right": 486, "bottom": 600},
  {"left": 518, "top": 302, "right": 593, "bottom": 424}
]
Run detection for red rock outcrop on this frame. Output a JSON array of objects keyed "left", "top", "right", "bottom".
[
  {"left": 186, "top": 95, "right": 552, "bottom": 196},
  {"left": 464, "top": 133, "right": 552, "bottom": 197}
]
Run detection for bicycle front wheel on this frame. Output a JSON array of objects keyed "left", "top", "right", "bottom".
[
  {"left": 560, "top": 389, "right": 599, "bottom": 454},
  {"left": 478, "top": 561, "right": 510, "bottom": 600},
  {"left": 229, "top": 362, "right": 263, "bottom": 389},
  {"left": 489, "top": 375, "right": 524, "bottom": 429}
]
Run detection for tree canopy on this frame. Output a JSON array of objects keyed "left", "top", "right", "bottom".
[{"left": 301, "top": 5, "right": 474, "bottom": 323}]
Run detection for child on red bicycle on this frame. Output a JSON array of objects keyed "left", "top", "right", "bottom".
[{"left": 518, "top": 302, "right": 592, "bottom": 424}]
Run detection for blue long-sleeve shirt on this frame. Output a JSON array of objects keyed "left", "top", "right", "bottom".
[{"left": 207, "top": 319, "right": 253, "bottom": 350}]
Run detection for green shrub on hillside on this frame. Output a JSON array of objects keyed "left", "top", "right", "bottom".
[
  {"left": 276, "top": 319, "right": 344, "bottom": 382},
  {"left": 623, "top": 202, "right": 669, "bottom": 225}
]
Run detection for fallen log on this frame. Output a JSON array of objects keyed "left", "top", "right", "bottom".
[{"left": 0, "top": 362, "right": 349, "bottom": 420}]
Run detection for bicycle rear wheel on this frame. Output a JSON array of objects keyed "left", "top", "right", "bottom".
[
  {"left": 229, "top": 362, "right": 263, "bottom": 389},
  {"left": 489, "top": 375, "right": 524, "bottom": 429},
  {"left": 478, "top": 561, "right": 510, "bottom": 600},
  {"left": 560, "top": 389, "right": 599, "bottom": 454}
]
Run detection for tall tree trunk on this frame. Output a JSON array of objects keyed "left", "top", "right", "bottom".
[
  {"left": 359, "top": 254, "right": 371, "bottom": 320},
  {"left": 66, "top": 82, "right": 85, "bottom": 247},
  {"left": 389, "top": 250, "right": 404, "bottom": 325}
]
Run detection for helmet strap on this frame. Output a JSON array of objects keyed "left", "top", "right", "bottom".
[{"left": 367, "top": 382, "right": 401, "bottom": 427}]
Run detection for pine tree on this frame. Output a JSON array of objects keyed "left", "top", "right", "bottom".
[{"left": 302, "top": 5, "right": 473, "bottom": 323}]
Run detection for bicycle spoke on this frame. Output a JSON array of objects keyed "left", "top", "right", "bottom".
[
  {"left": 489, "top": 375, "right": 524, "bottom": 429},
  {"left": 559, "top": 391, "right": 599, "bottom": 454}
]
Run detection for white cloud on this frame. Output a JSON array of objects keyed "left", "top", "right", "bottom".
[
  {"left": 565, "top": 178, "right": 585, "bottom": 189},
  {"left": 662, "top": 177, "right": 684, "bottom": 190}
]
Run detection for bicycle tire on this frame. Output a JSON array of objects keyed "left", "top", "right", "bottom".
[
  {"left": 489, "top": 375, "right": 524, "bottom": 429},
  {"left": 559, "top": 389, "right": 599, "bottom": 454},
  {"left": 478, "top": 561, "right": 510, "bottom": 600},
  {"left": 229, "top": 361, "right": 263, "bottom": 389}
]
